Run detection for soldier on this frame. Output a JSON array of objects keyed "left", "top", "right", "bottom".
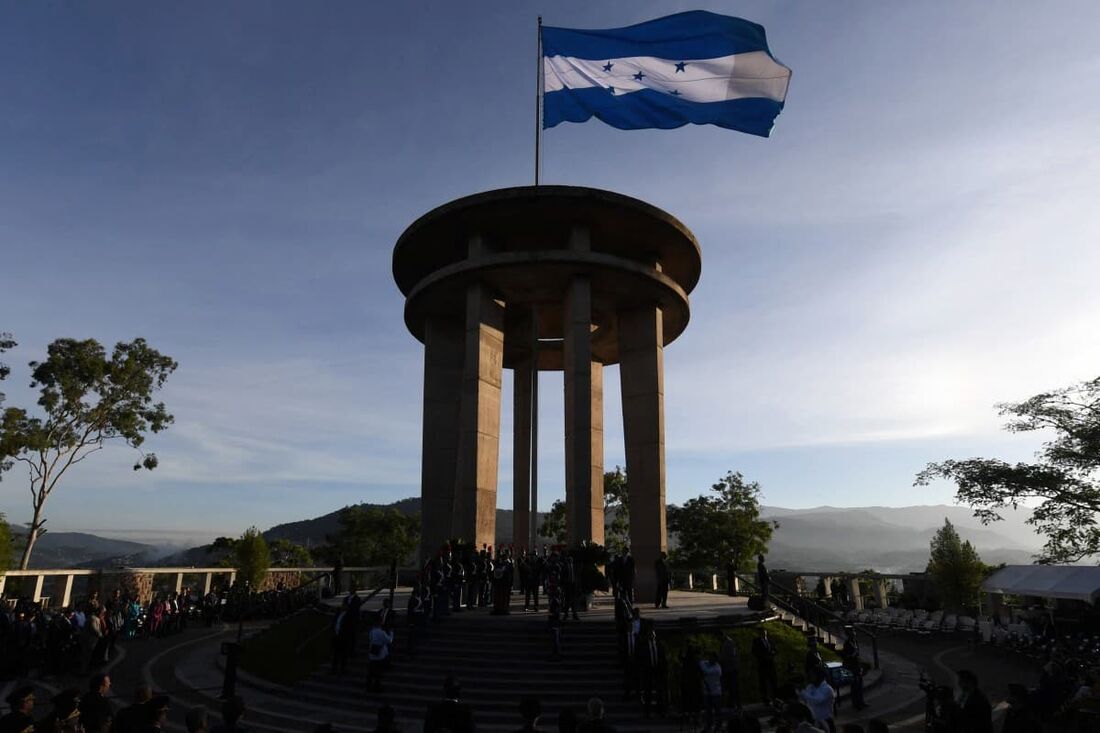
[{"left": 654, "top": 553, "right": 671, "bottom": 609}]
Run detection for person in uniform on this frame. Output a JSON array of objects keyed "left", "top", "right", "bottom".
[
  {"left": 841, "top": 628, "right": 866, "bottom": 710},
  {"left": 751, "top": 626, "right": 778, "bottom": 703},
  {"left": 654, "top": 553, "right": 670, "bottom": 609}
]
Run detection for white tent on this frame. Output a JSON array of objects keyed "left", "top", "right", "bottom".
[{"left": 982, "top": 565, "right": 1100, "bottom": 604}]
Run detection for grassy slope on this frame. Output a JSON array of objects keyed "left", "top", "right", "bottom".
[
  {"left": 662, "top": 620, "right": 839, "bottom": 705},
  {"left": 240, "top": 608, "right": 333, "bottom": 687}
]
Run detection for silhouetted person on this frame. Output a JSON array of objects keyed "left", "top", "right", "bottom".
[
  {"left": 679, "top": 646, "right": 702, "bottom": 725},
  {"left": 79, "top": 673, "right": 112, "bottom": 732},
  {"left": 0, "top": 685, "right": 35, "bottom": 733},
  {"left": 114, "top": 685, "right": 153, "bottom": 733},
  {"left": 755, "top": 555, "right": 770, "bottom": 607},
  {"left": 511, "top": 698, "right": 543, "bottom": 733},
  {"left": 424, "top": 677, "right": 474, "bottom": 733},
  {"left": 210, "top": 696, "right": 247, "bottom": 733},
  {"left": 955, "top": 670, "right": 993, "bottom": 733},
  {"left": 372, "top": 704, "right": 397, "bottom": 733},
  {"left": 185, "top": 706, "right": 209, "bottom": 733},
  {"left": 577, "top": 698, "right": 617, "bottom": 733},
  {"left": 636, "top": 629, "right": 667, "bottom": 718},
  {"left": 654, "top": 554, "right": 670, "bottom": 609},
  {"left": 841, "top": 629, "right": 865, "bottom": 710},
  {"left": 557, "top": 708, "right": 578, "bottom": 733},
  {"left": 1001, "top": 684, "right": 1040, "bottom": 733},
  {"left": 142, "top": 695, "right": 171, "bottom": 733},
  {"left": 719, "top": 632, "right": 741, "bottom": 711},
  {"left": 751, "top": 626, "right": 778, "bottom": 702}
]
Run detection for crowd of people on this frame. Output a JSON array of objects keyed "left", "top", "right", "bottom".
[{"left": 0, "top": 581, "right": 317, "bottom": 681}]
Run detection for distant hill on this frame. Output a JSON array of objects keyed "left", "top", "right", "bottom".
[
  {"left": 7, "top": 530, "right": 157, "bottom": 569},
  {"left": 5, "top": 500, "right": 1047, "bottom": 574}
]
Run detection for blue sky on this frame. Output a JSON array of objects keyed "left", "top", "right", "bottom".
[{"left": 1, "top": 1, "right": 1098, "bottom": 544}]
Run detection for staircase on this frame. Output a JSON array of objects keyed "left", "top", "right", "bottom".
[{"left": 295, "top": 608, "right": 680, "bottom": 731}]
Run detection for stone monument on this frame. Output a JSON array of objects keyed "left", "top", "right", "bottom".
[{"left": 393, "top": 186, "right": 700, "bottom": 602}]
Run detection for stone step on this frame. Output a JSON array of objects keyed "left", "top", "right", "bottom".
[{"left": 322, "top": 663, "right": 628, "bottom": 683}]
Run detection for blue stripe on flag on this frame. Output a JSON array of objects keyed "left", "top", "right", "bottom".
[
  {"left": 543, "top": 87, "right": 784, "bottom": 137},
  {"left": 541, "top": 11, "right": 770, "bottom": 61}
]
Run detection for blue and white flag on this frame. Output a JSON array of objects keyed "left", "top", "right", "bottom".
[{"left": 541, "top": 11, "right": 791, "bottom": 136}]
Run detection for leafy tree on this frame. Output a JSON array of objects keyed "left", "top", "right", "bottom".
[
  {"left": 0, "top": 333, "right": 14, "bottom": 479},
  {"left": 537, "top": 468, "right": 631, "bottom": 549},
  {"left": 0, "top": 338, "right": 177, "bottom": 568},
  {"left": 926, "top": 519, "right": 986, "bottom": 611},
  {"left": 538, "top": 499, "right": 567, "bottom": 544},
  {"left": 233, "top": 527, "right": 271, "bottom": 588},
  {"left": 917, "top": 375, "right": 1100, "bottom": 563},
  {"left": 668, "top": 470, "right": 777, "bottom": 572},
  {"left": 0, "top": 512, "right": 13, "bottom": 573},
  {"left": 603, "top": 466, "right": 630, "bottom": 553},
  {"left": 270, "top": 538, "right": 312, "bottom": 567},
  {"left": 326, "top": 506, "right": 419, "bottom": 566}
]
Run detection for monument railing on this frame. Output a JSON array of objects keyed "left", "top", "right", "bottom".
[{"left": 0, "top": 565, "right": 393, "bottom": 608}]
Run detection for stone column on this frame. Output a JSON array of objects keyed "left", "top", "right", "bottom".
[
  {"left": 875, "top": 579, "right": 889, "bottom": 608},
  {"left": 822, "top": 576, "right": 833, "bottom": 599},
  {"left": 619, "top": 305, "right": 667, "bottom": 604},
  {"left": 203, "top": 573, "right": 213, "bottom": 595},
  {"left": 175, "top": 572, "right": 185, "bottom": 594},
  {"left": 0, "top": 574, "right": 6, "bottom": 596},
  {"left": 512, "top": 313, "right": 534, "bottom": 550},
  {"left": 32, "top": 574, "right": 45, "bottom": 603},
  {"left": 564, "top": 269, "right": 604, "bottom": 546},
  {"left": 420, "top": 317, "right": 465, "bottom": 561},
  {"left": 61, "top": 575, "right": 75, "bottom": 608},
  {"left": 452, "top": 279, "right": 505, "bottom": 549},
  {"left": 848, "top": 577, "right": 864, "bottom": 611}
]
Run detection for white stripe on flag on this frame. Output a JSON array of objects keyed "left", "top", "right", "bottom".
[{"left": 543, "top": 51, "right": 789, "bottom": 104}]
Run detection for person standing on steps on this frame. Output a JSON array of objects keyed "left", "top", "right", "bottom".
[
  {"left": 636, "top": 627, "right": 668, "bottom": 719},
  {"left": 719, "top": 631, "right": 741, "bottom": 712},
  {"left": 751, "top": 626, "right": 779, "bottom": 703},
  {"left": 621, "top": 549, "right": 636, "bottom": 604},
  {"left": 424, "top": 677, "right": 475, "bottom": 733},
  {"left": 804, "top": 637, "right": 824, "bottom": 682},
  {"left": 841, "top": 628, "right": 866, "bottom": 711},
  {"left": 365, "top": 616, "right": 394, "bottom": 693},
  {"left": 756, "top": 554, "right": 770, "bottom": 608},
  {"left": 654, "top": 553, "right": 670, "bottom": 609}
]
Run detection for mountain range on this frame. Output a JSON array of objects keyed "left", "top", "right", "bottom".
[{"left": 4, "top": 500, "right": 1045, "bottom": 573}]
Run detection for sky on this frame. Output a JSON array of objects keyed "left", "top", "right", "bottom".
[{"left": 1, "top": 1, "right": 1098, "bottom": 545}]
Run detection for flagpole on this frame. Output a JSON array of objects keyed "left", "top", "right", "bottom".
[{"left": 535, "top": 15, "right": 543, "bottom": 186}]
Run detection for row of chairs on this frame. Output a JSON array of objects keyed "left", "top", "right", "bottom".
[{"left": 843, "top": 607, "right": 978, "bottom": 634}]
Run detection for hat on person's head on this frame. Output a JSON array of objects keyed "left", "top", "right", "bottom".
[{"left": 5, "top": 685, "right": 34, "bottom": 707}]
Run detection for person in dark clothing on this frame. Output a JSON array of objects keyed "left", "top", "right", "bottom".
[
  {"left": 621, "top": 552, "right": 636, "bottom": 603},
  {"left": 113, "top": 686, "right": 153, "bottom": 733},
  {"left": 678, "top": 646, "right": 703, "bottom": 725},
  {"left": 424, "top": 677, "right": 475, "bottom": 733},
  {"left": 841, "top": 629, "right": 866, "bottom": 710},
  {"left": 557, "top": 708, "right": 579, "bottom": 733},
  {"left": 79, "top": 673, "right": 112, "bottom": 732},
  {"left": 804, "top": 637, "right": 824, "bottom": 683},
  {"left": 635, "top": 629, "right": 667, "bottom": 718},
  {"left": 577, "top": 698, "right": 618, "bottom": 733},
  {"left": 751, "top": 626, "right": 779, "bottom": 703},
  {"left": 654, "top": 554, "right": 670, "bottom": 609},
  {"left": 210, "top": 695, "right": 247, "bottom": 733},
  {"left": 1001, "top": 684, "right": 1039, "bottom": 733},
  {"left": 0, "top": 685, "right": 35, "bottom": 733},
  {"left": 755, "top": 555, "right": 770, "bottom": 608},
  {"left": 955, "top": 670, "right": 993, "bottom": 733},
  {"left": 371, "top": 704, "right": 397, "bottom": 733},
  {"left": 511, "top": 698, "right": 544, "bottom": 733},
  {"left": 719, "top": 632, "right": 741, "bottom": 712}
]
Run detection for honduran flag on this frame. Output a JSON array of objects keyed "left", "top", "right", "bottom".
[{"left": 541, "top": 11, "right": 791, "bottom": 137}]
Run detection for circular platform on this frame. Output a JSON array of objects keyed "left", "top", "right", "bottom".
[{"left": 393, "top": 186, "right": 702, "bottom": 369}]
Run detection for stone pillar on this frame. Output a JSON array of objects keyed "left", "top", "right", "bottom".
[
  {"left": 619, "top": 305, "right": 666, "bottom": 604},
  {"left": 875, "top": 579, "right": 889, "bottom": 608},
  {"left": 61, "top": 575, "right": 75, "bottom": 608},
  {"left": 848, "top": 577, "right": 864, "bottom": 611},
  {"left": 0, "top": 574, "right": 6, "bottom": 596},
  {"left": 420, "top": 317, "right": 464, "bottom": 561},
  {"left": 452, "top": 279, "right": 505, "bottom": 549},
  {"left": 564, "top": 274, "right": 604, "bottom": 546},
  {"left": 203, "top": 573, "right": 213, "bottom": 595},
  {"left": 175, "top": 572, "right": 185, "bottom": 594},
  {"left": 822, "top": 576, "right": 833, "bottom": 599},
  {"left": 512, "top": 314, "right": 534, "bottom": 551},
  {"left": 32, "top": 574, "right": 45, "bottom": 603}
]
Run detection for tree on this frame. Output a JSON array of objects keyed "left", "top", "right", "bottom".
[
  {"left": 668, "top": 470, "right": 777, "bottom": 571},
  {"left": 917, "top": 375, "right": 1100, "bottom": 563},
  {"left": 0, "top": 333, "right": 14, "bottom": 479},
  {"left": 926, "top": 519, "right": 986, "bottom": 612},
  {"left": 0, "top": 338, "right": 177, "bottom": 568},
  {"left": 603, "top": 466, "right": 630, "bottom": 553},
  {"left": 0, "top": 512, "right": 13, "bottom": 573},
  {"left": 326, "top": 506, "right": 419, "bottom": 566},
  {"left": 270, "top": 538, "right": 312, "bottom": 567},
  {"left": 233, "top": 527, "right": 271, "bottom": 588},
  {"left": 537, "top": 468, "right": 631, "bottom": 549}
]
